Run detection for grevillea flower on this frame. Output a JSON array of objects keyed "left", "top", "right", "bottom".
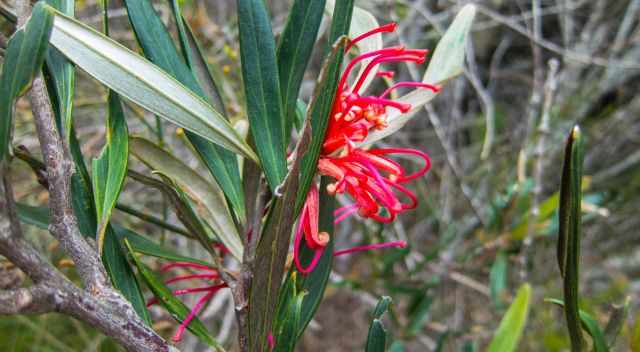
[
  {"left": 293, "top": 23, "right": 437, "bottom": 273},
  {"left": 147, "top": 261, "right": 226, "bottom": 343}
]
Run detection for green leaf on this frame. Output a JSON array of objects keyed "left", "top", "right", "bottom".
[
  {"left": 0, "top": 2, "right": 54, "bottom": 164},
  {"left": 112, "top": 225, "right": 213, "bottom": 268},
  {"left": 237, "top": 0, "right": 287, "bottom": 190},
  {"left": 277, "top": 0, "right": 326, "bottom": 138},
  {"left": 170, "top": 2, "right": 226, "bottom": 115},
  {"left": 275, "top": 177, "right": 335, "bottom": 345},
  {"left": 490, "top": 251, "right": 508, "bottom": 310},
  {"left": 546, "top": 299, "right": 610, "bottom": 352},
  {"left": 557, "top": 126, "right": 585, "bottom": 352},
  {"left": 486, "top": 283, "right": 531, "bottom": 352},
  {"left": 366, "top": 297, "right": 392, "bottom": 352},
  {"left": 325, "top": 0, "right": 382, "bottom": 93},
  {"left": 407, "top": 294, "right": 433, "bottom": 336},
  {"left": 124, "top": 239, "right": 221, "bottom": 349},
  {"left": 123, "top": 0, "right": 245, "bottom": 223},
  {"left": 46, "top": 7, "right": 257, "bottom": 162},
  {"left": 372, "top": 296, "right": 393, "bottom": 319},
  {"left": 366, "top": 320, "right": 387, "bottom": 352},
  {"left": 45, "top": 0, "right": 74, "bottom": 139},
  {"left": 102, "top": 226, "right": 151, "bottom": 326},
  {"left": 294, "top": 0, "right": 354, "bottom": 210},
  {"left": 129, "top": 137, "right": 243, "bottom": 260},
  {"left": 93, "top": 92, "right": 129, "bottom": 254},
  {"left": 273, "top": 281, "right": 305, "bottom": 352},
  {"left": 603, "top": 297, "right": 630, "bottom": 348},
  {"left": 16, "top": 203, "right": 50, "bottom": 229},
  {"left": 363, "top": 4, "right": 476, "bottom": 146}
]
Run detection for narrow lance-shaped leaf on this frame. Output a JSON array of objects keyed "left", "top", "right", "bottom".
[
  {"left": 362, "top": 4, "right": 477, "bottom": 146},
  {"left": 124, "top": 0, "right": 246, "bottom": 223},
  {"left": 113, "top": 226, "right": 213, "bottom": 268},
  {"left": 46, "top": 7, "right": 258, "bottom": 162},
  {"left": 275, "top": 177, "right": 335, "bottom": 346},
  {"left": 325, "top": 0, "right": 383, "bottom": 93},
  {"left": 366, "top": 297, "right": 393, "bottom": 352},
  {"left": 0, "top": 3, "right": 54, "bottom": 164},
  {"left": 45, "top": 0, "right": 74, "bottom": 138},
  {"left": 557, "top": 126, "right": 585, "bottom": 352},
  {"left": 237, "top": 0, "right": 288, "bottom": 190},
  {"left": 547, "top": 299, "right": 609, "bottom": 352},
  {"left": 273, "top": 277, "right": 305, "bottom": 352},
  {"left": 277, "top": 0, "right": 327, "bottom": 138},
  {"left": 486, "top": 283, "right": 531, "bottom": 352},
  {"left": 124, "top": 239, "right": 222, "bottom": 349},
  {"left": 169, "top": 0, "right": 226, "bottom": 115},
  {"left": 129, "top": 137, "right": 243, "bottom": 260},
  {"left": 93, "top": 92, "right": 129, "bottom": 254},
  {"left": 295, "top": 0, "right": 354, "bottom": 210}
]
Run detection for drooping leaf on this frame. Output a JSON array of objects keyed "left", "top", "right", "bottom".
[
  {"left": 93, "top": 92, "right": 129, "bottom": 254},
  {"left": 277, "top": 0, "right": 326, "bottom": 138},
  {"left": 124, "top": 0, "right": 246, "bottom": 223},
  {"left": 362, "top": 4, "right": 476, "bottom": 146},
  {"left": 46, "top": 7, "right": 257, "bottom": 161},
  {"left": 486, "top": 283, "right": 531, "bottom": 352},
  {"left": 124, "top": 239, "right": 221, "bottom": 349},
  {"left": 129, "top": 137, "right": 243, "bottom": 260},
  {"left": 546, "top": 299, "right": 609, "bottom": 352},
  {"left": 0, "top": 2, "right": 54, "bottom": 164},
  {"left": 557, "top": 126, "right": 585, "bottom": 352},
  {"left": 237, "top": 0, "right": 288, "bottom": 190}
]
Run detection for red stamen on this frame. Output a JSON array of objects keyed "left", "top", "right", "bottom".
[
  {"left": 172, "top": 284, "right": 226, "bottom": 342},
  {"left": 334, "top": 240, "right": 407, "bottom": 256},
  {"left": 349, "top": 96, "right": 411, "bottom": 112},
  {"left": 293, "top": 216, "right": 325, "bottom": 274},
  {"left": 346, "top": 22, "right": 397, "bottom": 52},
  {"left": 165, "top": 273, "right": 218, "bottom": 285},
  {"left": 338, "top": 47, "right": 405, "bottom": 92},
  {"left": 161, "top": 262, "right": 213, "bottom": 272},
  {"left": 370, "top": 148, "right": 431, "bottom": 182},
  {"left": 351, "top": 54, "right": 427, "bottom": 94},
  {"left": 380, "top": 82, "right": 440, "bottom": 99},
  {"left": 376, "top": 70, "right": 395, "bottom": 78},
  {"left": 268, "top": 332, "right": 276, "bottom": 351}
]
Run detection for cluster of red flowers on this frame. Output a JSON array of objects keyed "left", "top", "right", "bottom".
[{"left": 294, "top": 23, "right": 437, "bottom": 273}]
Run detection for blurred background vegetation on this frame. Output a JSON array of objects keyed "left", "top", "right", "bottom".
[{"left": 1, "top": 0, "right": 639, "bottom": 351}]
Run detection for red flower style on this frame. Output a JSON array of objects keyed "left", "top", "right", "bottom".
[
  {"left": 293, "top": 23, "right": 437, "bottom": 273},
  {"left": 147, "top": 261, "right": 227, "bottom": 343}
]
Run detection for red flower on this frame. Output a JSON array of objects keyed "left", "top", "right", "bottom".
[{"left": 293, "top": 23, "right": 437, "bottom": 273}]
